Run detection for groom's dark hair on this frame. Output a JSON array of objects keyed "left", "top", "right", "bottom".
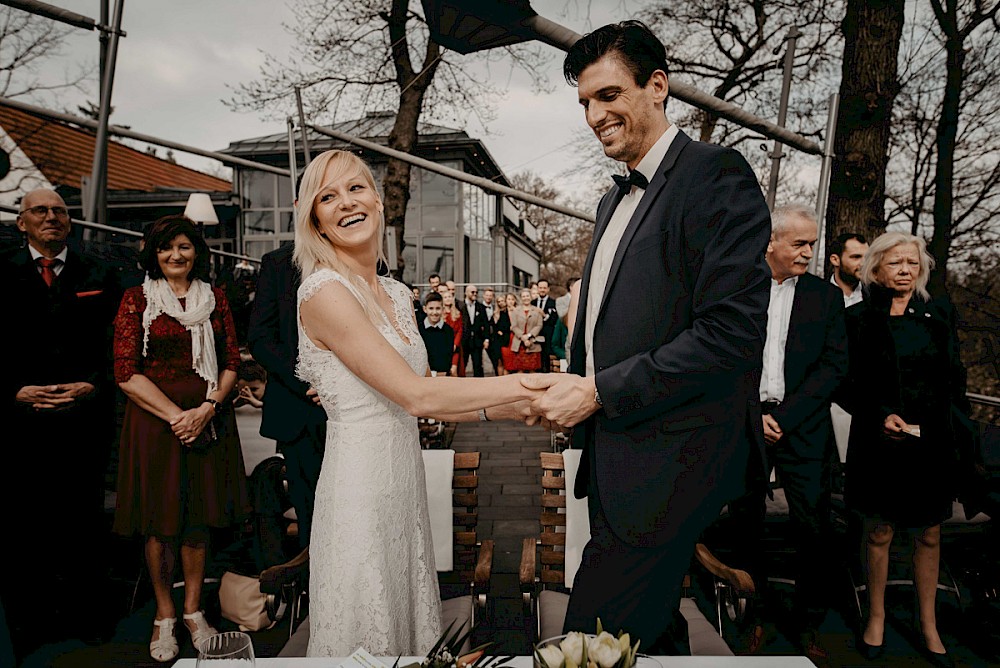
[{"left": 563, "top": 20, "right": 669, "bottom": 91}]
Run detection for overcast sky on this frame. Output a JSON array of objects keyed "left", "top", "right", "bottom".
[{"left": 29, "top": 1, "right": 641, "bottom": 206}]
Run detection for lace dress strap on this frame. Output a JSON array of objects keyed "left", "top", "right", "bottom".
[{"left": 298, "top": 268, "right": 362, "bottom": 306}]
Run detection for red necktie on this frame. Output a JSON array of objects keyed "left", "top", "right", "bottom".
[{"left": 37, "top": 257, "right": 59, "bottom": 287}]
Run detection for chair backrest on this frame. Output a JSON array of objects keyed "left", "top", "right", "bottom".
[{"left": 539, "top": 452, "right": 570, "bottom": 589}]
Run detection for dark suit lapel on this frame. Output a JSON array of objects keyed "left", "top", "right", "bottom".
[{"left": 598, "top": 130, "right": 690, "bottom": 320}]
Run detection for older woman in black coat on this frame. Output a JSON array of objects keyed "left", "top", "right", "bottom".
[{"left": 842, "top": 231, "right": 970, "bottom": 667}]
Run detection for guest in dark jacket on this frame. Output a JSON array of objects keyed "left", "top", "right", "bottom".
[
  {"left": 420, "top": 291, "right": 457, "bottom": 375},
  {"left": 842, "top": 231, "right": 972, "bottom": 666}
]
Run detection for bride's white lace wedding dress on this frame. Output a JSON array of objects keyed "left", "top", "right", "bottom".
[{"left": 297, "top": 268, "right": 442, "bottom": 657}]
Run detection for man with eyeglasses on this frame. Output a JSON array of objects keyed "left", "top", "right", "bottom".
[
  {"left": 461, "top": 283, "right": 489, "bottom": 377},
  {"left": 0, "top": 188, "right": 121, "bottom": 658}
]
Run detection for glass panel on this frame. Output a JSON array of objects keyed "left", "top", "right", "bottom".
[
  {"left": 421, "top": 236, "right": 455, "bottom": 283},
  {"left": 245, "top": 239, "right": 276, "bottom": 260},
  {"left": 421, "top": 169, "right": 457, "bottom": 206},
  {"left": 243, "top": 210, "right": 274, "bottom": 235},
  {"left": 422, "top": 205, "right": 457, "bottom": 234},
  {"left": 240, "top": 170, "right": 275, "bottom": 209},
  {"left": 401, "top": 242, "right": 417, "bottom": 286},
  {"left": 468, "top": 239, "right": 492, "bottom": 284},
  {"left": 277, "top": 175, "right": 293, "bottom": 207}
]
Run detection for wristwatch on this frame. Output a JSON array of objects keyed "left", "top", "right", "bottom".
[
  {"left": 594, "top": 387, "right": 603, "bottom": 408},
  {"left": 203, "top": 398, "right": 220, "bottom": 413}
]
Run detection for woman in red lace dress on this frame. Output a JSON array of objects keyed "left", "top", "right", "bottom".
[
  {"left": 113, "top": 216, "right": 248, "bottom": 662},
  {"left": 441, "top": 285, "right": 465, "bottom": 376}
]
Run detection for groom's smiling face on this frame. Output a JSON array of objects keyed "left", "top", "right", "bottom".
[{"left": 577, "top": 54, "right": 669, "bottom": 170}]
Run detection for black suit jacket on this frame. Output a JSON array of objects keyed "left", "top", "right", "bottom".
[
  {"left": 248, "top": 245, "right": 327, "bottom": 442},
  {"left": 2, "top": 245, "right": 119, "bottom": 407},
  {"left": 570, "top": 130, "right": 771, "bottom": 547},
  {"left": 533, "top": 296, "right": 559, "bottom": 340},
  {"left": 460, "top": 300, "right": 489, "bottom": 348},
  {"left": 768, "top": 273, "right": 848, "bottom": 461}
]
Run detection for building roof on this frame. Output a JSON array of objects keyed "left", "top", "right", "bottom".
[
  {"left": 0, "top": 104, "right": 230, "bottom": 193},
  {"left": 222, "top": 111, "right": 510, "bottom": 186}
]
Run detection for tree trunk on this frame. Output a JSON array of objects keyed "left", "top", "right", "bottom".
[
  {"left": 825, "top": 0, "right": 905, "bottom": 264},
  {"left": 382, "top": 0, "right": 440, "bottom": 279}
]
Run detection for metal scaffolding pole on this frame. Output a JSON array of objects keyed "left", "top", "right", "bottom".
[
  {"left": 766, "top": 27, "right": 801, "bottom": 209},
  {"left": 84, "top": 0, "right": 124, "bottom": 225},
  {"left": 810, "top": 93, "right": 841, "bottom": 277}
]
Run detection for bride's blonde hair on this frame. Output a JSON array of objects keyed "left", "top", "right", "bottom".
[{"left": 293, "top": 150, "right": 390, "bottom": 326}]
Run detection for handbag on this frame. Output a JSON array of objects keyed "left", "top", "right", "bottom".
[{"left": 219, "top": 571, "right": 276, "bottom": 632}]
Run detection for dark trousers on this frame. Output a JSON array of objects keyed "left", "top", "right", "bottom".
[
  {"left": 725, "top": 435, "right": 833, "bottom": 631},
  {"left": 278, "top": 421, "right": 326, "bottom": 549},
  {"left": 539, "top": 339, "right": 553, "bottom": 372},
  {"left": 564, "top": 492, "right": 724, "bottom": 654},
  {"left": 464, "top": 340, "right": 485, "bottom": 377}
]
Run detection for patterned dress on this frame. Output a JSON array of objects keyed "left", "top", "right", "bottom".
[{"left": 113, "top": 286, "right": 249, "bottom": 537}]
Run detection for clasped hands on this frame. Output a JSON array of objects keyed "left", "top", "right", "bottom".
[
  {"left": 493, "top": 373, "right": 600, "bottom": 430},
  {"left": 16, "top": 382, "right": 95, "bottom": 410}
]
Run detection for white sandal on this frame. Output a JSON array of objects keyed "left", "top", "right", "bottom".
[
  {"left": 183, "top": 610, "right": 218, "bottom": 651},
  {"left": 150, "top": 617, "right": 178, "bottom": 662}
]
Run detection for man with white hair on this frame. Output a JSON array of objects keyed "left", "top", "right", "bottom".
[{"left": 725, "top": 203, "right": 848, "bottom": 661}]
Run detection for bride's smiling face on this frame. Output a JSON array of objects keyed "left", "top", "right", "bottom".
[{"left": 312, "top": 162, "right": 383, "bottom": 252}]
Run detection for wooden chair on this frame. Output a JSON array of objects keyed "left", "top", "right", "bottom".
[
  {"left": 275, "top": 450, "right": 493, "bottom": 656},
  {"left": 519, "top": 451, "right": 744, "bottom": 656}
]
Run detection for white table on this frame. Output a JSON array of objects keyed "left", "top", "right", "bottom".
[{"left": 174, "top": 656, "right": 816, "bottom": 667}]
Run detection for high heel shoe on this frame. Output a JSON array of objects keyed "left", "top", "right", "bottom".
[
  {"left": 149, "top": 617, "right": 178, "bottom": 662},
  {"left": 857, "top": 634, "right": 884, "bottom": 661},
  {"left": 918, "top": 644, "right": 954, "bottom": 668},
  {"left": 183, "top": 610, "right": 218, "bottom": 651}
]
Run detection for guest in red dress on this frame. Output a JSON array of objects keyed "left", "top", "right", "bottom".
[
  {"left": 113, "top": 215, "right": 249, "bottom": 662},
  {"left": 441, "top": 285, "right": 465, "bottom": 377}
]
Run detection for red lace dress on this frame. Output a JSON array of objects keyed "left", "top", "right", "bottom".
[{"left": 113, "top": 286, "right": 249, "bottom": 537}]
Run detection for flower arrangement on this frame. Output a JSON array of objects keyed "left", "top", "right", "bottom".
[
  {"left": 394, "top": 621, "right": 514, "bottom": 668},
  {"left": 534, "top": 620, "right": 641, "bottom": 668}
]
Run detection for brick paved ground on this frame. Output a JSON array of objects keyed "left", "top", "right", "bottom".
[{"left": 448, "top": 419, "right": 554, "bottom": 655}]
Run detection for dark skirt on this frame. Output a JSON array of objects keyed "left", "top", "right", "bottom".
[
  {"left": 114, "top": 375, "right": 249, "bottom": 538},
  {"left": 846, "top": 421, "right": 956, "bottom": 528}
]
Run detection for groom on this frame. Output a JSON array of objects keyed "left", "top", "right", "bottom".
[{"left": 527, "top": 21, "right": 771, "bottom": 653}]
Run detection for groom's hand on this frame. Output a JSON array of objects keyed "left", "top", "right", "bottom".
[{"left": 521, "top": 374, "right": 599, "bottom": 428}]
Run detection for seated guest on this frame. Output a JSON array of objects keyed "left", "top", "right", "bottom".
[
  {"left": 843, "top": 231, "right": 972, "bottom": 667},
  {"left": 420, "top": 291, "right": 457, "bottom": 376}
]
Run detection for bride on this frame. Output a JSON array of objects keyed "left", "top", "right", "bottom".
[{"left": 294, "top": 150, "right": 548, "bottom": 657}]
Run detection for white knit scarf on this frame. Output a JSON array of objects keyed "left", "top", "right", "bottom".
[{"left": 142, "top": 276, "right": 218, "bottom": 394}]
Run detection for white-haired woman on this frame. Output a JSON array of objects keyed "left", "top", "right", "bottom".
[
  {"left": 842, "top": 231, "right": 971, "bottom": 667},
  {"left": 292, "top": 150, "right": 550, "bottom": 657}
]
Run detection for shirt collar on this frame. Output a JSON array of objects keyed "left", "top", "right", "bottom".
[
  {"left": 771, "top": 275, "right": 799, "bottom": 289},
  {"left": 28, "top": 245, "right": 68, "bottom": 264},
  {"left": 632, "top": 124, "right": 679, "bottom": 186},
  {"left": 424, "top": 318, "right": 444, "bottom": 329}
]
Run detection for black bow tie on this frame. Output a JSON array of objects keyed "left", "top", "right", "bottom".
[{"left": 612, "top": 170, "right": 649, "bottom": 193}]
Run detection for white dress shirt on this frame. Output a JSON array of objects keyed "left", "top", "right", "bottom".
[
  {"left": 585, "top": 124, "right": 679, "bottom": 378},
  {"left": 831, "top": 273, "right": 863, "bottom": 307},
  {"left": 423, "top": 318, "right": 445, "bottom": 330},
  {"left": 759, "top": 276, "right": 798, "bottom": 402},
  {"left": 27, "top": 245, "right": 68, "bottom": 276},
  {"left": 465, "top": 300, "right": 477, "bottom": 324}
]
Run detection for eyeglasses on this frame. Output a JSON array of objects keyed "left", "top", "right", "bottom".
[{"left": 22, "top": 205, "right": 69, "bottom": 218}]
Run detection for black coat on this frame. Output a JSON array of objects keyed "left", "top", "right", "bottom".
[{"left": 248, "top": 245, "right": 328, "bottom": 442}]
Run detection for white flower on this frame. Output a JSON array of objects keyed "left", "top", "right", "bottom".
[
  {"left": 559, "top": 632, "right": 586, "bottom": 667},
  {"left": 587, "top": 632, "right": 622, "bottom": 668},
  {"left": 537, "top": 644, "right": 565, "bottom": 668}
]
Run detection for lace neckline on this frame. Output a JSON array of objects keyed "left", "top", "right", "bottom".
[{"left": 376, "top": 275, "right": 413, "bottom": 347}]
